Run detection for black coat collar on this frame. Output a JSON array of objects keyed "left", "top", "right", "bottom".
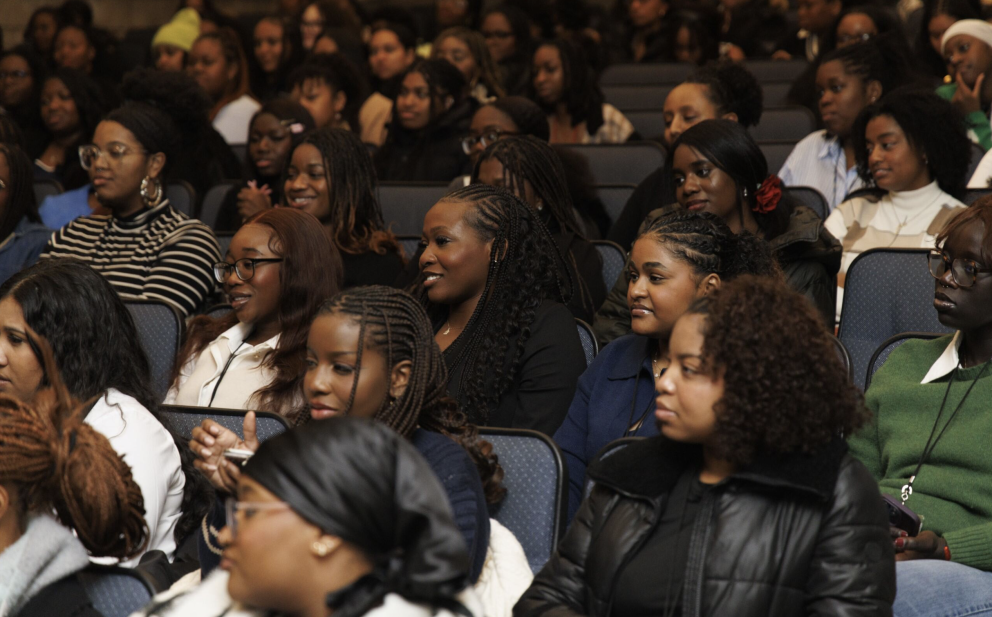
[{"left": 587, "top": 435, "right": 848, "bottom": 502}]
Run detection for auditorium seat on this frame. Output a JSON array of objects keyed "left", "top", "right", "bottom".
[
  {"left": 838, "top": 248, "right": 953, "bottom": 390},
  {"left": 165, "top": 181, "right": 197, "bottom": 217},
  {"left": 749, "top": 107, "right": 816, "bottom": 142},
  {"left": 480, "top": 427, "right": 567, "bottom": 574},
  {"left": 78, "top": 564, "right": 156, "bottom": 614},
  {"left": 199, "top": 181, "right": 240, "bottom": 230},
  {"left": 575, "top": 318, "right": 598, "bottom": 366},
  {"left": 378, "top": 182, "right": 453, "bottom": 237},
  {"left": 592, "top": 240, "right": 626, "bottom": 293},
  {"left": 160, "top": 405, "right": 291, "bottom": 442},
  {"left": 563, "top": 143, "right": 665, "bottom": 187},
  {"left": 864, "top": 332, "right": 943, "bottom": 391},
  {"left": 33, "top": 178, "right": 63, "bottom": 205},
  {"left": 599, "top": 62, "right": 695, "bottom": 86},
  {"left": 596, "top": 184, "right": 637, "bottom": 225},
  {"left": 125, "top": 300, "right": 183, "bottom": 399},
  {"left": 783, "top": 186, "right": 829, "bottom": 221}
]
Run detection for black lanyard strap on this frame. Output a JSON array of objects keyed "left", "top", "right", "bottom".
[
  {"left": 901, "top": 359, "right": 991, "bottom": 503},
  {"left": 207, "top": 336, "right": 251, "bottom": 407}
]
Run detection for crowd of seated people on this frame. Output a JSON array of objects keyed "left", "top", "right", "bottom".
[{"left": 5, "top": 0, "right": 992, "bottom": 615}]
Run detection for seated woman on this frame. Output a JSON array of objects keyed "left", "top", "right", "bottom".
[
  {"left": 938, "top": 19, "right": 992, "bottom": 152},
  {"left": 34, "top": 68, "right": 106, "bottom": 191},
  {"left": 0, "top": 46, "right": 49, "bottom": 159},
  {"left": 142, "top": 418, "right": 484, "bottom": 617},
  {"left": 608, "top": 60, "right": 764, "bottom": 250},
  {"left": 0, "top": 365, "right": 147, "bottom": 616},
  {"left": 214, "top": 98, "right": 316, "bottom": 232},
  {"left": 0, "top": 144, "right": 50, "bottom": 285},
  {"left": 0, "top": 259, "right": 211, "bottom": 568},
  {"left": 168, "top": 208, "right": 341, "bottom": 418},
  {"left": 374, "top": 59, "right": 476, "bottom": 182},
  {"left": 188, "top": 29, "right": 261, "bottom": 145},
  {"left": 248, "top": 15, "right": 300, "bottom": 103},
  {"left": 557, "top": 210, "right": 779, "bottom": 522},
  {"left": 780, "top": 40, "right": 911, "bottom": 212},
  {"left": 518, "top": 275, "right": 896, "bottom": 616},
  {"left": 850, "top": 199, "right": 992, "bottom": 615},
  {"left": 42, "top": 90, "right": 221, "bottom": 318},
  {"left": 454, "top": 96, "right": 550, "bottom": 185},
  {"left": 418, "top": 184, "right": 586, "bottom": 435},
  {"left": 621, "top": 0, "right": 675, "bottom": 63},
  {"left": 916, "top": 0, "right": 979, "bottom": 83},
  {"left": 432, "top": 27, "right": 505, "bottom": 104},
  {"left": 473, "top": 135, "right": 605, "bottom": 321},
  {"left": 192, "top": 286, "right": 516, "bottom": 591},
  {"left": 826, "top": 88, "right": 969, "bottom": 320},
  {"left": 479, "top": 5, "right": 533, "bottom": 96},
  {"left": 361, "top": 22, "right": 417, "bottom": 146},
  {"left": 531, "top": 38, "right": 634, "bottom": 144},
  {"left": 287, "top": 52, "right": 364, "bottom": 132},
  {"left": 285, "top": 128, "right": 404, "bottom": 286},
  {"left": 150, "top": 8, "right": 201, "bottom": 73},
  {"left": 595, "top": 119, "right": 842, "bottom": 345}
]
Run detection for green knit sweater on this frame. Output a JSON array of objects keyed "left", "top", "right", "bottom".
[{"left": 849, "top": 335, "right": 992, "bottom": 570}]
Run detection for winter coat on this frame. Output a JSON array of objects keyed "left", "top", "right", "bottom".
[{"left": 514, "top": 436, "right": 895, "bottom": 617}]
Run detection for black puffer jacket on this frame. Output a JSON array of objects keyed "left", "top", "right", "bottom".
[{"left": 515, "top": 436, "right": 895, "bottom": 617}]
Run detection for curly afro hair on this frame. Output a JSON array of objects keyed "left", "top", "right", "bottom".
[
  {"left": 688, "top": 275, "right": 866, "bottom": 466},
  {"left": 853, "top": 87, "right": 971, "bottom": 199}
]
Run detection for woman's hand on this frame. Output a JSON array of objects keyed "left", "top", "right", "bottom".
[
  {"left": 951, "top": 72, "right": 985, "bottom": 116},
  {"left": 893, "top": 528, "right": 948, "bottom": 561},
  {"left": 190, "top": 412, "right": 260, "bottom": 493},
  {"left": 236, "top": 182, "right": 273, "bottom": 222}
]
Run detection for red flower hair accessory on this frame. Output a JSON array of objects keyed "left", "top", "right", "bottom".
[{"left": 753, "top": 175, "right": 782, "bottom": 214}]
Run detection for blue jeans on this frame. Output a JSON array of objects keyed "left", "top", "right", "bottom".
[{"left": 894, "top": 560, "right": 992, "bottom": 617}]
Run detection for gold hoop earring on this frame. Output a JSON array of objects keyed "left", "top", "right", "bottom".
[{"left": 140, "top": 176, "right": 163, "bottom": 207}]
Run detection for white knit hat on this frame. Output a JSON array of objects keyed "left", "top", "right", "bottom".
[{"left": 941, "top": 19, "right": 992, "bottom": 56}]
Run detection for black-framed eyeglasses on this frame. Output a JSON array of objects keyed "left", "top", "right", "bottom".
[
  {"left": 213, "top": 258, "right": 284, "bottom": 283},
  {"left": 461, "top": 129, "right": 517, "bottom": 155},
  {"left": 0, "top": 70, "right": 30, "bottom": 80},
  {"left": 929, "top": 250, "right": 992, "bottom": 288},
  {"left": 78, "top": 144, "right": 149, "bottom": 170}
]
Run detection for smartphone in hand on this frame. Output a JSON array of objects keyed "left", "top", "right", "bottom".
[
  {"left": 223, "top": 448, "right": 254, "bottom": 466},
  {"left": 883, "top": 494, "right": 922, "bottom": 537}
]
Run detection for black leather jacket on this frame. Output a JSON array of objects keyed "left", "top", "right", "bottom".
[{"left": 515, "top": 437, "right": 895, "bottom": 617}]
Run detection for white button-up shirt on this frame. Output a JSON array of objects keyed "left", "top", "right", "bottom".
[
  {"left": 166, "top": 322, "right": 281, "bottom": 410},
  {"left": 921, "top": 331, "right": 962, "bottom": 384}
]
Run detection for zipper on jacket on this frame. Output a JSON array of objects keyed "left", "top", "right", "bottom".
[
  {"left": 603, "top": 493, "right": 666, "bottom": 615},
  {"left": 682, "top": 490, "right": 717, "bottom": 617}
]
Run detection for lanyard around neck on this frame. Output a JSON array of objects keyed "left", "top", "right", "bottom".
[
  {"left": 901, "top": 360, "right": 991, "bottom": 503},
  {"left": 208, "top": 336, "right": 251, "bottom": 407}
]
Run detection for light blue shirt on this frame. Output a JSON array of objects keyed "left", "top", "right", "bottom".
[
  {"left": 779, "top": 130, "right": 865, "bottom": 213},
  {"left": 38, "top": 184, "right": 92, "bottom": 230}
]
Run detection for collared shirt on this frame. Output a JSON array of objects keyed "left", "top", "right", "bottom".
[
  {"left": 921, "top": 331, "right": 962, "bottom": 384},
  {"left": 166, "top": 322, "right": 286, "bottom": 412},
  {"left": 588, "top": 103, "right": 636, "bottom": 144},
  {"left": 778, "top": 130, "right": 865, "bottom": 212}
]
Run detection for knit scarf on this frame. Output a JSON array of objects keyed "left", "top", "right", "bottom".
[{"left": 0, "top": 514, "right": 91, "bottom": 616}]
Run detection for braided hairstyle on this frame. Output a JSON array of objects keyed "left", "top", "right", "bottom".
[
  {"left": 0, "top": 321, "right": 147, "bottom": 559},
  {"left": 419, "top": 184, "right": 570, "bottom": 424},
  {"left": 472, "top": 135, "right": 595, "bottom": 315},
  {"left": 317, "top": 286, "right": 505, "bottom": 503},
  {"left": 294, "top": 128, "right": 400, "bottom": 256},
  {"left": 636, "top": 210, "right": 782, "bottom": 282}
]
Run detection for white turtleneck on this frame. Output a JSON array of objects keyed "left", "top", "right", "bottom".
[{"left": 824, "top": 180, "right": 965, "bottom": 322}]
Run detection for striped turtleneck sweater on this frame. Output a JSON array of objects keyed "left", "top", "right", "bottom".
[{"left": 41, "top": 200, "right": 220, "bottom": 317}]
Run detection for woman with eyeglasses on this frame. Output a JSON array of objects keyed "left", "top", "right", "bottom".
[
  {"left": 168, "top": 208, "right": 341, "bottom": 419},
  {"left": 41, "top": 71, "right": 221, "bottom": 318},
  {"left": 136, "top": 418, "right": 484, "bottom": 617},
  {"left": 480, "top": 5, "right": 532, "bottom": 96},
  {"left": 431, "top": 27, "right": 505, "bottom": 105},
  {"left": 848, "top": 199, "right": 992, "bottom": 615},
  {"left": 825, "top": 88, "right": 970, "bottom": 321}
]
